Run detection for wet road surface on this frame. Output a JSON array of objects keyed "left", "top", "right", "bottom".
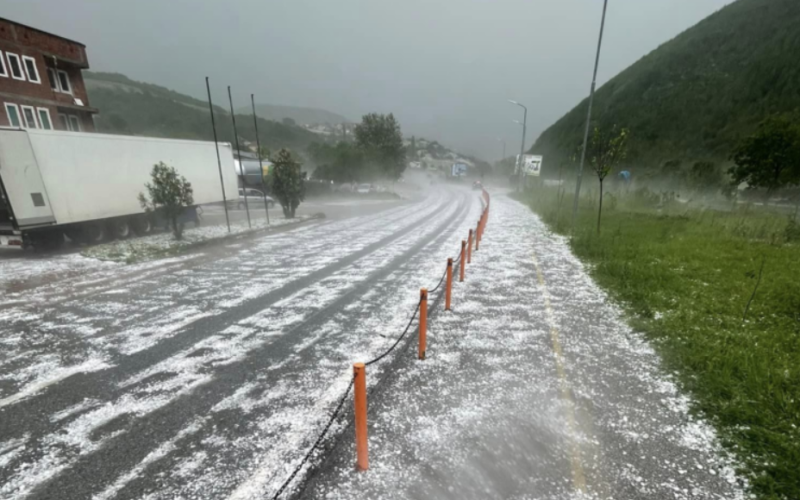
[{"left": 0, "top": 186, "right": 480, "bottom": 499}]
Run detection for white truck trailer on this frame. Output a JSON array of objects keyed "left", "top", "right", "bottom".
[{"left": 0, "top": 128, "right": 239, "bottom": 249}]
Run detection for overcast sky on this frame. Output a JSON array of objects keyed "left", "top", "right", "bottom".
[{"left": 5, "top": 0, "right": 732, "bottom": 160}]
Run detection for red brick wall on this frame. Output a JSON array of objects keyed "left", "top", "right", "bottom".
[
  {"left": 0, "top": 102, "right": 95, "bottom": 131},
  {"left": 0, "top": 19, "right": 94, "bottom": 132},
  {"left": 0, "top": 20, "right": 87, "bottom": 66},
  {"left": 0, "top": 41, "right": 90, "bottom": 105}
]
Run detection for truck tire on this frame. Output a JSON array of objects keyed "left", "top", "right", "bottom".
[
  {"left": 78, "top": 222, "right": 107, "bottom": 245},
  {"left": 131, "top": 215, "right": 152, "bottom": 236},
  {"left": 110, "top": 219, "right": 131, "bottom": 240},
  {"left": 27, "top": 229, "right": 64, "bottom": 251}
]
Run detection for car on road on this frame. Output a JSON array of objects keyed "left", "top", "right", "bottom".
[
  {"left": 472, "top": 180, "right": 483, "bottom": 190},
  {"left": 357, "top": 183, "right": 373, "bottom": 194},
  {"left": 237, "top": 188, "right": 276, "bottom": 209}
]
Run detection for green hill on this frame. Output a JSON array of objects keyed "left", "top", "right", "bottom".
[
  {"left": 531, "top": 0, "right": 800, "bottom": 172},
  {"left": 84, "top": 71, "right": 325, "bottom": 155},
  {"left": 242, "top": 103, "right": 351, "bottom": 126}
]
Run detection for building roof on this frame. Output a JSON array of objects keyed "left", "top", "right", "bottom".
[{"left": 0, "top": 17, "right": 86, "bottom": 48}]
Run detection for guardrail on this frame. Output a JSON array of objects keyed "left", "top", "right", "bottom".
[{"left": 272, "top": 188, "right": 491, "bottom": 499}]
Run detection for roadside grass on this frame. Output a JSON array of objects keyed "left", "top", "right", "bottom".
[{"left": 516, "top": 185, "right": 800, "bottom": 500}]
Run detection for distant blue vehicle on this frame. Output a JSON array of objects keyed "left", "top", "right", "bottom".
[{"left": 618, "top": 170, "right": 631, "bottom": 183}]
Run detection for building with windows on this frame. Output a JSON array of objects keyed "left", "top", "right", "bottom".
[{"left": 0, "top": 18, "right": 97, "bottom": 132}]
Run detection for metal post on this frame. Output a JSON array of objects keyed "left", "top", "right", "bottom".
[
  {"left": 445, "top": 258, "right": 453, "bottom": 311},
  {"left": 510, "top": 101, "right": 528, "bottom": 192},
  {"left": 251, "top": 94, "right": 270, "bottom": 225},
  {"left": 353, "top": 363, "right": 368, "bottom": 471},
  {"left": 572, "top": 0, "right": 610, "bottom": 229},
  {"left": 467, "top": 229, "right": 473, "bottom": 264},
  {"left": 228, "top": 86, "right": 251, "bottom": 229},
  {"left": 419, "top": 288, "right": 428, "bottom": 360},
  {"left": 520, "top": 108, "right": 527, "bottom": 191},
  {"left": 205, "top": 77, "right": 230, "bottom": 233},
  {"left": 460, "top": 240, "right": 466, "bottom": 282}
]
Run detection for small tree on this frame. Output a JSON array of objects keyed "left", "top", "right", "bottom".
[
  {"left": 729, "top": 115, "right": 800, "bottom": 196},
  {"left": 589, "top": 125, "right": 629, "bottom": 234},
  {"left": 271, "top": 149, "right": 306, "bottom": 218},
  {"left": 138, "top": 162, "right": 194, "bottom": 240}
]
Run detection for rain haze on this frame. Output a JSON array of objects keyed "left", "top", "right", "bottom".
[
  {"left": 3, "top": 0, "right": 732, "bottom": 159},
  {"left": 3, "top": 0, "right": 798, "bottom": 499}
]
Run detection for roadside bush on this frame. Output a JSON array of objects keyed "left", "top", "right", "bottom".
[{"left": 138, "top": 162, "right": 194, "bottom": 240}]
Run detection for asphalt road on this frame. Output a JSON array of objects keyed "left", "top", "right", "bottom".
[{"left": 0, "top": 185, "right": 480, "bottom": 500}]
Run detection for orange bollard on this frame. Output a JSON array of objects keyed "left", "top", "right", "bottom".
[
  {"left": 459, "top": 240, "right": 466, "bottom": 282},
  {"left": 467, "top": 229, "right": 473, "bottom": 264},
  {"left": 475, "top": 221, "right": 481, "bottom": 251},
  {"left": 353, "top": 363, "right": 368, "bottom": 471},
  {"left": 419, "top": 288, "right": 427, "bottom": 360},
  {"left": 445, "top": 258, "right": 453, "bottom": 311}
]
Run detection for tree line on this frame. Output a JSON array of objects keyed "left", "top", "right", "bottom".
[{"left": 309, "top": 113, "right": 406, "bottom": 184}]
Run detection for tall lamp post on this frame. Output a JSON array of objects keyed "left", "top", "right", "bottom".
[
  {"left": 572, "top": 0, "right": 610, "bottom": 228},
  {"left": 509, "top": 100, "right": 527, "bottom": 192}
]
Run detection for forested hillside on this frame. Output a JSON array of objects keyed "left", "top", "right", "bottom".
[
  {"left": 532, "top": 0, "right": 800, "bottom": 171},
  {"left": 243, "top": 104, "right": 350, "bottom": 126},
  {"left": 84, "top": 72, "right": 324, "bottom": 153}
]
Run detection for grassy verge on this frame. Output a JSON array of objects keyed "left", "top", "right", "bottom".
[{"left": 516, "top": 185, "right": 800, "bottom": 500}]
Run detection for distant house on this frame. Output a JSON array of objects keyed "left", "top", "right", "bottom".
[{"left": 0, "top": 17, "right": 98, "bottom": 132}]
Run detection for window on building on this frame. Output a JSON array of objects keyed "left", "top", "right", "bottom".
[
  {"left": 20, "top": 105, "right": 38, "bottom": 128},
  {"left": 5, "top": 103, "right": 22, "bottom": 127},
  {"left": 68, "top": 115, "right": 82, "bottom": 132},
  {"left": 21, "top": 56, "right": 40, "bottom": 84},
  {"left": 37, "top": 108, "right": 53, "bottom": 130},
  {"left": 7, "top": 53, "right": 25, "bottom": 81},
  {"left": 0, "top": 51, "right": 7, "bottom": 77},
  {"left": 58, "top": 113, "right": 69, "bottom": 130},
  {"left": 57, "top": 70, "right": 72, "bottom": 94},
  {"left": 47, "top": 68, "right": 58, "bottom": 90}
]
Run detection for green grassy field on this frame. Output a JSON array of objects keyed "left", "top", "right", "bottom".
[{"left": 517, "top": 185, "right": 800, "bottom": 500}]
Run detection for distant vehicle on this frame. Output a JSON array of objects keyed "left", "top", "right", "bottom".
[
  {"left": 0, "top": 128, "right": 238, "bottom": 249},
  {"left": 472, "top": 181, "right": 483, "bottom": 190},
  {"left": 357, "top": 183, "right": 372, "bottom": 194},
  {"left": 237, "top": 188, "right": 276, "bottom": 209}
]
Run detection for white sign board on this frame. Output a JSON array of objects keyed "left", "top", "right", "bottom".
[{"left": 523, "top": 155, "right": 543, "bottom": 177}]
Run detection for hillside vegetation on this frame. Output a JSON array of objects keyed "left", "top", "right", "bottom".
[
  {"left": 532, "top": 0, "right": 800, "bottom": 172},
  {"left": 243, "top": 104, "right": 350, "bottom": 126},
  {"left": 85, "top": 72, "right": 324, "bottom": 154}
]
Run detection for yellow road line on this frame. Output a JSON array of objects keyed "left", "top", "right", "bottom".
[{"left": 532, "top": 252, "right": 587, "bottom": 493}]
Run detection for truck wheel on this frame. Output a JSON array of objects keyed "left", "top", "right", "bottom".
[
  {"left": 110, "top": 219, "right": 131, "bottom": 240},
  {"left": 131, "top": 216, "right": 152, "bottom": 236},
  {"left": 80, "top": 223, "right": 107, "bottom": 244},
  {"left": 28, "top": 229, "right": 64, "bottom": 251}
]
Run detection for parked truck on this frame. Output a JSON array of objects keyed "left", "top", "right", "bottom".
[{"left": 0, "top": 128, "right": 239, "bottom": 249}]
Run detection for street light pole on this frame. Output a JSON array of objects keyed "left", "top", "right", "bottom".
[
  {"left": 572, "top": 0, "right": 610, "bottom": 228},
  {"left": 509, "top": 100, "right": 527, "bottom": 192}
]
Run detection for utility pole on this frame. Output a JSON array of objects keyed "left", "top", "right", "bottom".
[
  {"left": 509, "top": 100, "right": 527, "bottom": 192},
  {"left": 572, "top": 0, "right": 610, "bottom": 228},
  {"left": 205, "top": 77, "right": 230, "bottom": 233},
  {"left": 228, "top": 86, "right": 251, "bottom": 229}
]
